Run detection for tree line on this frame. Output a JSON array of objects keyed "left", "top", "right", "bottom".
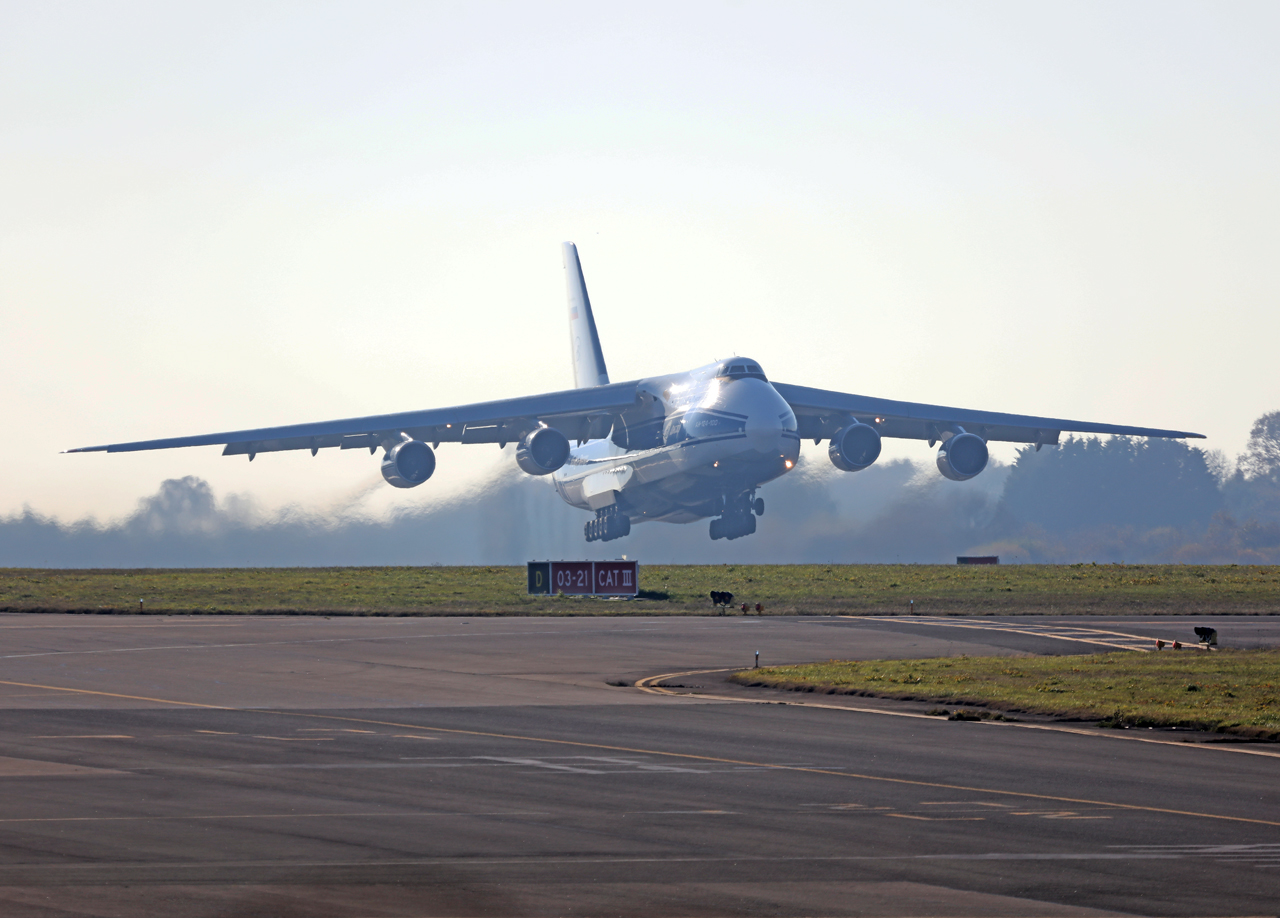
[
  {"left": 2, "top": 412, "right": 1278, "bottom": 566},
  {"left": 980, "top": 410, "right": 1280, "bottom": 562}
]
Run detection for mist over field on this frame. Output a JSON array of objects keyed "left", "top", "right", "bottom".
[{"left": 5, "top": 414, "right": 1279, "bottom": 568}]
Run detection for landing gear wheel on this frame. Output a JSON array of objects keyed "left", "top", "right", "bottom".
[
  {"left": 708, "top": 508, "right": 757, "bottom": 541},
  {"left": 585, "top": 507, "right": 631, "bottom": 543},
  {"left": 753, "top": 497, "right": 764, "bottom": 516}
]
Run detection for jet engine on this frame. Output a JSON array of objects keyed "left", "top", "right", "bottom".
[
  {"left": 516, "top": 427, "right": 571, "bottom": 476},
  {"left": 381, "top": 439, "right": 436, "bottom": 488},
  {"left": 936, "top": 432, "right": 989, "bottom": 481},
  {"left": 828, "top": 422, "right": 882, "bottom": 472}
]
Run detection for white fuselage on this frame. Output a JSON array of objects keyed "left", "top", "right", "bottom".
[{"left": 552, "top": 360, "right": 801, "bottom": 525}]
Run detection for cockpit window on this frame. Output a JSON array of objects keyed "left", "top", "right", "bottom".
[{"left": 716, "top": 360, "right": 767, "bottom": 381}]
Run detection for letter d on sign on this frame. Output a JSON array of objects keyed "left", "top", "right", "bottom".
[{"left": 526, "top": 562, "right": 551, "bottom": 595}]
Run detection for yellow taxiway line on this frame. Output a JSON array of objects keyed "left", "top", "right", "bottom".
[
  {"left": 3, "top": 676, "right": 1278, "bottom": 829},
  {"left": 635, "top": 669, "right": 1280, "bottom": 760},
  {"left": 830, "top": 615, "right": 1206, "bottom": 652}
]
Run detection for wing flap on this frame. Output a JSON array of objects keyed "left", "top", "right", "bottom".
[
  {"left": 68, "top": 382, "right": 640, "bottom": 456},
  {"left": 775, "top": 382, "right": 1203, "bottom": 443}
]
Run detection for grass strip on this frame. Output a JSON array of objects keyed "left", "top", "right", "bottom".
[
  {"left": 1, "top": 564, "right": 1279, "bottom": 616},
  {"left": 730, "top": 650, "right": 1280, "bottom": 739}
]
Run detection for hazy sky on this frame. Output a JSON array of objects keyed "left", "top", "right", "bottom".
[{"left": 4, "top": 1, "right": 1277, "bottom": 524}]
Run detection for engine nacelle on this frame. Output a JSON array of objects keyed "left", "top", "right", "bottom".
[
  {"left": 936, "top": 432, "right": 989, "bottom": 481},
  {"left": 828, "top": 422, "right": 882, "bottom": 472},
  {"left": 381, "top": 439, "right": 436, "bottom": 488},
  {"left": 516, "top": 427, "right": 570, "bottom": 476}
]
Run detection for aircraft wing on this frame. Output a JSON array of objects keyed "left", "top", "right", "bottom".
[
  {"left": 65, "top": 382, "right": 641, "bottom": 457},
  {"left": 772, "top": 382, "right": 1204, "bottom": 446}
]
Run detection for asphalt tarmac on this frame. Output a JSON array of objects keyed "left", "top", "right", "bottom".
[{"left": 0, "top": 612, "right": 1276, "bottom": 917}]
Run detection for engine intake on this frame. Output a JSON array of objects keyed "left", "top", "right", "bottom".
[
  {"left": 828, "top": 422, "right": 882, "bottom": 472},
  {"left": 936, "top": 432, "right": 989, "bottom": 481},
  {"left": 516, "top": 427, "right": 570, "bottom": 475},
  {"left": 381, "top": 440, "right": 436, "bottom": 488}
]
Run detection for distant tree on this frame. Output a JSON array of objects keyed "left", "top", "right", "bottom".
[
  {"left": 1224, "top": 410, "right": 1280, "bottom": 524},
  {"left": 997, "top": 436, "right": 1223, "bottom": 533},
  {"left": 1203, "top": 448, "right": 1233, "bottom": 486},
  {"left": 1239, "top": 411, "right": 1280, "bottom": 481}
]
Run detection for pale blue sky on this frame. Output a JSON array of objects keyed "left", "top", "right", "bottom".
[{"left": 3, "top": 1, "right": 1277, "bottom": 522}]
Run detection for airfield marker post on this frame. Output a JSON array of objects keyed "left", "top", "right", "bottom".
[{"left": 754, "top": 651, "right": 759, "bottom": 669}]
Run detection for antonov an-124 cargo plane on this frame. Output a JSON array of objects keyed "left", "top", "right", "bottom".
[{"left": 69, "top": 243, "right": 1203, "bottom": 543}]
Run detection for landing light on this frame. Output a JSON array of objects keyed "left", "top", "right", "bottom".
[{"left": 784, "top": 459, "right": 794, "bottom": 469}]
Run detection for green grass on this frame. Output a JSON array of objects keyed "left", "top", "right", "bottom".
[
  {"left": 0, "top": 563, "right": 1278, "bottom": 615},
  {"left": 730, "top": 650, "right": 1280, "bottom": 739}
]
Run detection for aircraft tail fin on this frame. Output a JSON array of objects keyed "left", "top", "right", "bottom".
[{"left": 562, "top": 242, "right": 610, "bottom": 388}]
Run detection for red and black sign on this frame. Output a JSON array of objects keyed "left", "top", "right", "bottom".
[{"left": 527, "top": 561, "right": 639, "bottom": 596}]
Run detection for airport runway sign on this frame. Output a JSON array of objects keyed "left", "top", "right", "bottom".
[{"left": 527, "top": 560, "right": 639, "bottom": 596}]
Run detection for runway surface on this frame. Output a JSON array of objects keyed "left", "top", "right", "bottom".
[{"left": 0, "top": 612, "right": 1276, "bottom": 917}]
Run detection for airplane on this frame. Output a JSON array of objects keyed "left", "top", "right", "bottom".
[{"left": 68, "top": 242, "right": 1204, "bottom": 543}]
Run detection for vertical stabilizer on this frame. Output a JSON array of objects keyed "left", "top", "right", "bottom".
[{"left": 562, "top": 242, "right": 610, "bottom": 388}]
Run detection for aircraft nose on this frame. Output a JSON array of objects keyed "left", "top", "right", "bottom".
[{"left": 735, "top": 381, "right": 800, "bottom": 463}]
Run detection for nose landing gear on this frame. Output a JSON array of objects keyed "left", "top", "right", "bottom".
[
  {"left": 709, "top": 491, "right": 764, "bottom": 541},
  {"left": 585, "top": 505, "right": 631, "bottom": 542}
]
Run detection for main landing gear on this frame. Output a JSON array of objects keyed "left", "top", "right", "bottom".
[
  {"left": 709, "top": 492, "right": 764, "bottom": 541},
  {"left": 585, "top": 505, "right": 631, "bottom": 543}
]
